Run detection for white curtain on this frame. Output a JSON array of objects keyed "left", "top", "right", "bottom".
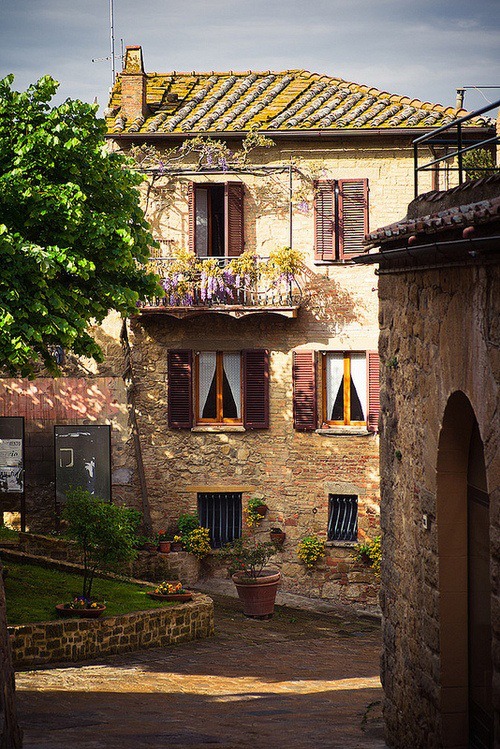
[
  {"left": 223, "top": 353, "right": 241, "bottom": 418},
  {"left": 326, "top": 353, "right": 344, "bottom": 419},
  {"left": 195, "top": 188, "right": 208, "bottom": 256},
  {"left": 350, "top": 353, "right": 367, "bottom": 420},
  {"left": 198, "top": 352, "right": 216, "bottom": 415}
]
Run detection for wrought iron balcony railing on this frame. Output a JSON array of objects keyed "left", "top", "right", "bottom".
[{"left": 139, "top": 254, "right": 305, "bottom": 319}]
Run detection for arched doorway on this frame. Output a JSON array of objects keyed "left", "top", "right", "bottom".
[{"left": 436, "top": 392, "right": 493, "bottom": 748}]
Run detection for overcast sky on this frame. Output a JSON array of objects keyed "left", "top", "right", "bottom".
[{"left": 1, "top": 0, "right": 498, "bottom": 115}]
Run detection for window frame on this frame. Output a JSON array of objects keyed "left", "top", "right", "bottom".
[
  {"left": 195, "top": 350, "right": 243, "bottom": 425},
  {"left": 321, "top": 351, "right": 367, "bottom": 427},
  {"left": 327, "top": 494, "right": 358, "bottom": 542},
  {"left": 188, "top": 181, "right": 244, "bottom": 259}
]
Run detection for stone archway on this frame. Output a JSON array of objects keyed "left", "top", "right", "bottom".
[{"left": 436, "top": 391, "right": 493, "bottom": 749}]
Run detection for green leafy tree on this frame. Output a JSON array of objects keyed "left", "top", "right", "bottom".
[
  {"left": 0, "top": 74, "right": 160, "bottom": 376},
  {"left": 63, "top": 488, "right": 140, "bottom": 599}
]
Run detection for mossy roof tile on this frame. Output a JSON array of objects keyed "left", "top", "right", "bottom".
[{"left": 106, "top": 69, "right": 491, "bottom": 135}]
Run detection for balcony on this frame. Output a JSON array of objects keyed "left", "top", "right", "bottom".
[{"left": 139, "top": 251, "right": 305, "bottom": 319}]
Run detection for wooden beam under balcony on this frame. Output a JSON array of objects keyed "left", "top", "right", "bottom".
[{"left": 138, "top": 303, "right": 299, "bottom": 319}]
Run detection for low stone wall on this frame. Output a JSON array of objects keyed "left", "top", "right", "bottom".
[
  {"left": 16, "top": 533, "right": 201, "bottom": 584},
  {"left": 9, "top": 593, "right": 214, "bottom": 668}
]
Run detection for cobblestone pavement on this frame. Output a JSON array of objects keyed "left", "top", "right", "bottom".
[{"left": 15, "top": 592, "right": 387, "bottom": 749}]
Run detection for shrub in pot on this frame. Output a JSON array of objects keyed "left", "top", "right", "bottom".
[{"left": 220, "top": 537, "right": 280, "bottom": 619}]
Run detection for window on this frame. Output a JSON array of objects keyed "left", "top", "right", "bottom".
[
  {"left": 196, "top": 351, "right": 242, "bottom": 423},
  {"left": 328, "top": 494, "right": 358, "bottom": 542},
  {"left": 292, "top": 350, "right": 380, "bottom": 432},
  {"left": 168, "top": 349, "right": 269, "bottom": 429},
  {"left": 188, "top": 182, "right": 244, "bottom": 258},
  {"left": 323, "top": 352, "right": 367, "bottom": 426},
  {"left": 314, "top": 179, "right": 368, "bottom": 261},
  {"left": 198, "top": 492, "right": 242, "bottom": 548}
]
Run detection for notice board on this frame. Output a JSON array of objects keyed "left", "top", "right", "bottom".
[
  {"left": 0, "top": 417, "right": 24, "bottom": 494},
  {"left": 55, "top": 425, "right": 111, "bottom": 504}
]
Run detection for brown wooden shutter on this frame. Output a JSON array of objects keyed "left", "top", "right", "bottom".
[
  {"left": 225, "top": 181, "right": 244, "bottom": 257},
  {"left": 168, "top": 350, "right": 193, "bottom": 429},
  {"left": 293, "top": 351, "right": 317, "bottom": 431},
  {"left": 367, "top": 350, "right": 380, "bottom": 433},
  {"left": 338, "top": 179, "right": 369, "bottom": 259},
  {"left": 314, "top": 180, "right": 335, "bottom": 261},
  {"left": 188, "top": 182, "right": 196, "bottom": 254},
  {"left": 243, "top": 349, "right": 269, "bottom": 429}
]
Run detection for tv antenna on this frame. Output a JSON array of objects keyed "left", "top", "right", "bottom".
[{"left": 91, "top": 0, "right": 123, "bottom": 86}]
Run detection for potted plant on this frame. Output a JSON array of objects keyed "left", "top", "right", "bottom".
[
  {"left": 176, "top": 512, "right": 211, "bottom": 557},
  {"left": 246, "top": 496, "right": 268, "bottom": 525},
  {"left": 171, "top": 534, "right": 184, "bottom": 552},
  {"left": 220, "top": 537, "right": 280, "bottom": 618},
  {"left": 60, "top": 488, "right": 139, "bottom": 615},
  {"left": 297, "top": 535, "right": 326, "bottom": 568},
  {"left": 353, "top": 536, "right": 381, "bottom": 574},
  {"left": 157, "top": 530, "right": 171, "bottom": 554},
  {"left": 270, "top": 527, "right": 286, "bottom": 545},
  {"left": 220, "top": 499, "right": 280, "bottom": 618},
  {"left": 56, "top": 597, "right": 106, "bottom": 618},
  {"left": 146, "top": 580, "right": 193, "bottom": 602}
]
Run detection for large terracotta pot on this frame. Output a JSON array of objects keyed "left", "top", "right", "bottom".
[{"left": 231, "top": 569, "right": 281, "bottom": 619}]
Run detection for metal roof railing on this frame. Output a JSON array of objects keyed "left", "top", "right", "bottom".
[{"left": 413, "top": 98, "right": 500, "bottom": 198}]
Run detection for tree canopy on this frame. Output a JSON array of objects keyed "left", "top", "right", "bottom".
[{"left": 0, "top": 74, "right": 160, "bottom": 377}]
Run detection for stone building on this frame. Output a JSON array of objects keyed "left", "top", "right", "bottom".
[
  {"left": 0, "top": 46, "right": 491, "bottom": 609},
  {"left": 356, "top": 164, "right": 499, "bottom": 744}
]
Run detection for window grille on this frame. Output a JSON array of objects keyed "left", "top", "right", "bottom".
[
  {"left": 328, "top": 494, "right": 358, "bottom": 542},
  {"left": 198, "top": 492, "right": 242, "bottom": 548}
]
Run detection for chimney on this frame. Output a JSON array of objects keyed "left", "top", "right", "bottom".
[
  {"left": 455, "top": 88, "right": 465, "bottom": 110},
  {"left": 120, "top": 45, "right": 149, "bottom": 123}
]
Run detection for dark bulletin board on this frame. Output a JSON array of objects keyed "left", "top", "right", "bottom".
[
  {"left": 54, "top": 425, "right": 111, "bottom": 505},
  {"left": 0, "top": 417, "right": 24, "bottom": 494}
]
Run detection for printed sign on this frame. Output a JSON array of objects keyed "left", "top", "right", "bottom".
[{"left": 0, "top": 419, "right": 24, "bottom": 494}]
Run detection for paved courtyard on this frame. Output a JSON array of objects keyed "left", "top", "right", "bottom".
[{"left": 15, "top": 592, "right": 386, "bottom": 749}]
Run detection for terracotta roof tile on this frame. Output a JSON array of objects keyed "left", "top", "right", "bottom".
[{"left": 106, "top": 68, "right": 491, "bottom": 136}]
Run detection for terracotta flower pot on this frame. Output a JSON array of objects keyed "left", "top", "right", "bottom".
[
  {"left": 158, "top": 540, "right": 171, "bottom": 553},
  {"left": 56, "top": 603, "right": 106, "bottom": 618},
  {"left": 231, "top": 569, "right": 281, "bottom": 619},
  {"left": 270, "top": 531, "right": 286, "bottom": 545},
  {"left": 146, "top": 591, "right": 193, "bottom": 602}
]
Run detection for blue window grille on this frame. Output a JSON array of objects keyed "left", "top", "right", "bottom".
[
  {"left": 198, "top": 492, "right": 242, "bottom": 548},
  {"left": 328, "top": 494, "right": 358, "bottom": 542}
]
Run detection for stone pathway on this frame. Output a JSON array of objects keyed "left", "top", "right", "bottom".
[{"left": 15, "top": 593, "right": 386, "bottom": 748}]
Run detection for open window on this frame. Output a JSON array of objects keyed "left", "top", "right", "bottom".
[
  {"left": 188, "top": 182, "right": 244, "bottom": 258},
  {"left": 292, "top": 350, "right": 380, "bottom": 432},
  {"left": 168, "top": 349, "right": 269, "bottom": 429}
]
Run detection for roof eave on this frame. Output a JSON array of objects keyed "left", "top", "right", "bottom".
[{"left": 105, "top": 124, "right": 494, "bottom": 141}]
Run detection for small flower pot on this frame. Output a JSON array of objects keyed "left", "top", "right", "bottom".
[
  {"left": 270, "top": 531, "right": 286, "bottom": 545},
  {"left": 170, "top": 542, "right": 183, "bottom": 552},
  {"left": 56, "top": 603, "right": 106, "bottom": 618},
  {"left": 158, "top": 540, "right": 171, "bottom": 553}
]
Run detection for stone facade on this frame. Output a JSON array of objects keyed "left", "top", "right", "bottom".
[
  {"left": 9, "top": 593, "right": 214, "bottom": 668},
  {"left": 358, "top": 180, "right": 500, "bottom": 748}
]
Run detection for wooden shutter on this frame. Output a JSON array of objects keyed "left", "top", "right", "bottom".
[
  {"left": 338, "top": 179, "right": 369, "bottom": 259},
  {"left": 293, "top": 351, "right": 317, "bottom": 431},
  {"left": 367, "top": 351, "right": 380, "bottom": 433},
  {"left": 243, "top": 349, "right": 269, "bottom": 429},
  {"left": 225, "top": 181, "right": 244, "bottom": 257},
  {"left": 188, "top": 182, "right": 196, "bottom": 254},
  {"left": 168, "top": 350, "right": 193, "bottom": 429},
  {"left": 314, "top": 180, "right": 335, "bottom": 261}
]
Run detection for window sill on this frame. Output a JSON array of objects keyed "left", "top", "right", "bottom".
[
  {"left": 315, "top": 427, "right": 371, "bottom": 437},
  {"left": 191, "top": 425, "right": 246, "bottom": 433},
  {"left": 313, "top": 260, "right": 355, "bottom": 266},
  {"left": 326, "top": 540, "right": 358, "bottom": 548}
]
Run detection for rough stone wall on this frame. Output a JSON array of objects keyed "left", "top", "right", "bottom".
[
  {"left": 9, "top": 593, "right": 214, "bottom": 668},
  {"left": 0, "top": 572, "right": 22, "bottom": 748},
  {"left": 378, "top": 263, "right": 499, "bottom": 747},
  {"left": 14, "top": 533, "right": 201, "bottom": 585}
]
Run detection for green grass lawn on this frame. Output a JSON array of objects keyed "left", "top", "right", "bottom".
[{"left": 3, "top": 560, "right": 178, "bottom": 625}]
